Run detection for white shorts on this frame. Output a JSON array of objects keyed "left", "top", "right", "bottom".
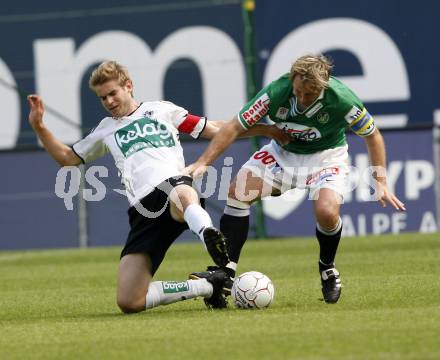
[{"left": 242, "top": 140, "right": 350, "bottom": 200}]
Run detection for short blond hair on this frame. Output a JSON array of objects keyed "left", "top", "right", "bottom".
[
  {"left": 88, "top": 61, "right": 132, "bottom": 89},
  {"left": 289, "top": 54, "right": 333, "bottom": 91}
]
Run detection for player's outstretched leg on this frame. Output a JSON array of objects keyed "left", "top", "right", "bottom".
[
  {"left": 189, "top": 199, "right": 250, "bottom": 297},
  {"left": 145, "top": 277, "right": 228, "bottom": 310},
  {"left": 188, "top": 204, "right": 248, "bottom": 297},
  {"left": 201, "top": 226, "right": 229, "bottom": 267},
  {"left": 220, "top": 201, "right": 250, "bottom": 276},
  {"left": 189, "top": 266, "right": 233, "bottom": 296},
  {"left": 201, "top": 267, "right": 230, "bottom": 309},
  {"left": 182, "top": 203, "right": 229, "bottom": 267},
  {"left": 118, "top": 254, "right": 228, "bottom": 312},
  {"left": 190, "top": 170, "right": 268, "bottom": 296},
  {"left": 221, "top": 169, "right": 273, "bottom": 279}
]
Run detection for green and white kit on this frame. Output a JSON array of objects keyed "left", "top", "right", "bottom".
[{"left": 237, "top": 74, "right": 376, "bottom": 197}]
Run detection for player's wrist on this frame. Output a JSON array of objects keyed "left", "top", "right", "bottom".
[
  {"left": 374, "top": 176, "right": 387, "bottom": 184},
  {"left": 31, "top": 122, "right": 45, "bottom": 132},
  {"left": 268, "top": 125, "right": 279, "bottom": 138},
  {"left": 195, "top": 158, "right": 210, "bottom": 168}
]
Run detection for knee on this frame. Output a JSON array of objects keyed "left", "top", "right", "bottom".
[
  {"left": 170, "top": 185, "right": 198, "bottom": 218},
  {"left": 117, "top": 296, "right": 145, "bottom": 314},
  {"left": 228, "top": 181, "right": 258, "bottom": 204},
  {"left": 226, "top": 184, "right": 252, "bottom": 211},
  {"left": 228, "top": 183, "right": 239, "bottom": 200},
  {"left": 315, "top": 203, "right": 340, "bottom": 229}
]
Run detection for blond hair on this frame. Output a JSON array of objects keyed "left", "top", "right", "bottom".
[
  {"left": 88, "top": 61, "right": 132, "bottom": 89},
  {"left": 289, "top": 54, "right": 333, "bottom": 91}
]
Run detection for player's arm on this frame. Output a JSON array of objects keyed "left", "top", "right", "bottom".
[
  {"left": 184, "top": 85, "right": 278, "bottom": 176},
  {"left": 364, "top": 128, "right": 386, "bottom": 175},
  {"left": 185, "top": 116, "right": 244, "bottom": 177},
  {"left": 201, "top": 119, "right": 290, "bottom": 143},
  {"left": 348, "top": 108, "right": 406, "bottom": 211},
  {"left": 199, "top": 120, "right": 222, "bottom": 139},
  {"left": 363, "top": 129, "right": 405, "bottom": 209},
  {"left": 27, "top": 95, "right": 81, "bottom": 167},
  {"left": 241, "top": 122, "right": 290, "bottom": 143}
]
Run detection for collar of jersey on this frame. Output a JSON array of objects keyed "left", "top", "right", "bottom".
[
  {"left": 290, "top": 89, "right": 325, "bottom": 116},
  {"left": 112, "top": 102, "right": 143, "bottom": 120}
]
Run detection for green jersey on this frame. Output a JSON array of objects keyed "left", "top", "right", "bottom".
[{"left": 237, "top": 74, "right": 376, "bottom": 154}]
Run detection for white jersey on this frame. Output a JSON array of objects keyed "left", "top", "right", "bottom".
[{"left": 72, "top": 101, "right": 206, "bottom": 205}]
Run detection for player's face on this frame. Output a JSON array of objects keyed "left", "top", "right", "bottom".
[
  {"left": 94, "top": 80, "right": 135, "bottom": 118},
  {"left": 292, "top": 75, "right": 321, "bottom": 110}
]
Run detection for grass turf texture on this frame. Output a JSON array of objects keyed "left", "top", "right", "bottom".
[{"left": 0, "top": 233, "right": 439, "bottom": 360}]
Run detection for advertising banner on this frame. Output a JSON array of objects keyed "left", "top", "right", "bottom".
[{"left": 1, "top": 0, "right": 440, "bottom": 150}]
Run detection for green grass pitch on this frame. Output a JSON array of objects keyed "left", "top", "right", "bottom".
[{"left": 1, "top": 233, "right": 439, "bottom": 359}]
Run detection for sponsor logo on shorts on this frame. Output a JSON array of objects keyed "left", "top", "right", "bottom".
[
  {"left": 162, "top": 281, "right": 190, "bottom": 293},
  {"left": 270, "top": 162, "right": 282, "bottom": 174},
  {"left": 306, "top": 167, "right": 340, "bottom": 185},
  {"left": 240, "top": 93, "right": 270, "bottom": 127}
]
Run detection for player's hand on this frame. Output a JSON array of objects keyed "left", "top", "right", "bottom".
[
  {"left": 182, "top": 162, "right": 208, "bottom": 178},
  {"left": 376, "top": 181, "right": 406, "bottom": 211},
  {"left": 268, "top": 125, "right": 291, "bottom": 145},
  {"left": 27, "top": 95, "right": 45, "bottom": 130}
]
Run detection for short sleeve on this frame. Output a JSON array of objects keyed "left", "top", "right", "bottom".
[
  {"left": 72, "top": 125, "right": 108, "bottom": 163},
  {"left": 237, "top": 87, "right": 271, "bottom": 129},
  {"left": 160, "top": 101, "right": 207, "bottom": 139}
]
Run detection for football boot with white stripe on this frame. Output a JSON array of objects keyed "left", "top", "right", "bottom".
[{"left": 320, "top": 267, "right": 342, "bottom": 304}]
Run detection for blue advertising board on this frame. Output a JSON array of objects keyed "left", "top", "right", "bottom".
[
  {"left": 0, "top": 129, "right": 436, "bottom": 250},
  {"left": 262, "top": 130, "right": 437, "bottom": 237},
  {"left": 0, "top": 151, "right": 79, "bottom": 249}
]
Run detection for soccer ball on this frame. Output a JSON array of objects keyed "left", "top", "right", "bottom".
[{"left": 231, "top": 271, "right": 275, "bottom": 309}]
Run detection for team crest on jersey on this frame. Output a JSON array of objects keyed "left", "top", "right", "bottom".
[
  {"left": 275, "top": 107, "right": 289, "bottom": 120},
  {"left": 115, "top": 117, "right": 175, "bottom": 157},
  {"left": 317, "top": 112, "right": 329, "bottom": 124}
]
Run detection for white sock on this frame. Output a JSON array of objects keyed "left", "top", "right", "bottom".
[
  {"left": 145, "top": 279, "right": 213, "bottom": 309},
  {"left": 183, "top": 204, "right": 213, "bottom": 242}
]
